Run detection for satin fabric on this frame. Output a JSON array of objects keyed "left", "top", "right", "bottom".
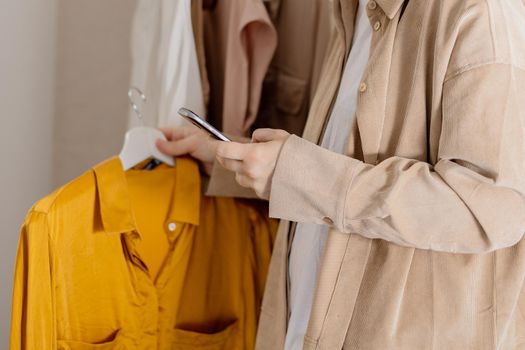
[{"left": 10, "top": 157, "right": 277, "bottom": 349}]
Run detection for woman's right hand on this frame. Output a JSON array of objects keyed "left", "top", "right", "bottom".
[{"left": 156, "top": 126, "right": 218, "bottom": 175}]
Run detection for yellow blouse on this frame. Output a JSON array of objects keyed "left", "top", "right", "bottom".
[{"left": 10, "top": 157, "right": 277, "bottom": 349}]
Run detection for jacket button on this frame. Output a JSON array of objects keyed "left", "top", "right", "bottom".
[
  {"left": 359, "top": 82, "right": 368, "bottom": 92},
  {"left": 368, "top": 1, "right": 377, "bottom": 10},
  {"left": 322, "top": 217, "right": 334, "bottom": 225},
  {"left": 373, "top": 21, "right": 382, "bottom": 31}
]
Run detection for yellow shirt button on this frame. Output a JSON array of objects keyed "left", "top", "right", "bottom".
[
  {"left": 368, "top": 1, "right": 377, "bottom": 10},
  {"left": 373, "top": 21, "right": 382, "bottom": 31},
  {"left": 167, "top": 222, "right": 177, "bottom": 232},
  {"left": 359, "top": 82, "right": 368, "bottom": 92}
]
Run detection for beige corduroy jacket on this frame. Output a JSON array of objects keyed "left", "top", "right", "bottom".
[{"left": 209, "top": 0, "right": 525, "bottom": 349}]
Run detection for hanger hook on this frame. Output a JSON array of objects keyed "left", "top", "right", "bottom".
[{"left": 128, "top": 86, "right": 147, "bottom": 123}]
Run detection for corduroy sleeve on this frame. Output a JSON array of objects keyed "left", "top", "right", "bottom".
[{"left": 269, "top": 63, "right": 525, "bottom": 253}]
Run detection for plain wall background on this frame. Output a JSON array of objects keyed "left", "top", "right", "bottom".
[
  {"left": 0, "top": 1, "right": 57, "bottom": 348},
  {"left": 0, "top": 1, "right": 135, "bottom": 347},
  {"left": 53, "top": 0, "right": 135, "bottom": 187}
]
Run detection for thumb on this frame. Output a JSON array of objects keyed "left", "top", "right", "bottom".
[
  {"left": 206, "top": 138, "right": 220, "bottom": 156},
  {"left": 252, "top": 128, "right": 288, "bottom": 143}
]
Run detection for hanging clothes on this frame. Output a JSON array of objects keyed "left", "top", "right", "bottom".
[
  {"left": 191, "top": 0, "right": 210, "bottom": 109},
  {"left": 10, "top": 157, "right": 277, "bottom": 349},
  {"left": 129, "top": 0, "right": 205, "bottom": 128},
  {"left": 202, "top": 0, "right": 277, "bottom": 136},
  {"left": 251, "top": 0, "right": 333, "bottom": 136}
]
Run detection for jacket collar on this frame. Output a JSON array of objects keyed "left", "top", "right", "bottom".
[
  {"left": 335, "top": 0, "right": 405, "bottom": 20},
  {"left": 92, "top": 157, "right": 200, "bottom": 235},
  {"left": 333, "top": 0, "right": 405, "bottom": 56},
  {"left": 375, "top": 0, "right": 406, "bottom": 19}
]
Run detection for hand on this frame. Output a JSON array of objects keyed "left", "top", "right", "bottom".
[
  {"left": 216, "top": 128, "right": 290, "bottom": 199},
  {"left": 156, "top": 126, "right": 217, "bottom": 175}
]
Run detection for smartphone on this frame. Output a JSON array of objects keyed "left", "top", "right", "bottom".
[{"left": 178, "top": 108, "right": 231, "bottom": 142}]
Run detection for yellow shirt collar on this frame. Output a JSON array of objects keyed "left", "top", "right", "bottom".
[{"left": 92, "top": 157, "right": 201, "bottom": 235}]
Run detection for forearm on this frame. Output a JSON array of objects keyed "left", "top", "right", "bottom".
[{"left": 269, "top": 135, "right": 525, "bottom": 253}]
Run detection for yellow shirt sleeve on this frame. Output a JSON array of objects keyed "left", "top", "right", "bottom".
[{"left": 10, "top": 210, "right": 56, "bottom": 350}]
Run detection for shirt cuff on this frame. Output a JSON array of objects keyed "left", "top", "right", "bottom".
[{"left": 268, "top": 134, "right": 364, "bottom": 228}]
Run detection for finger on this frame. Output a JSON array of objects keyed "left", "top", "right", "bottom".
[
  {"left": 252, "top": 128, "right": 288, "bottom": 143},
  {"left": 235, "top": 173, "right": 252, "bottom": 188},
  {"left": 216, "top": 156, "right": 243, "bottom": 173},
  {"left": 215, "top": 142, "right": 250, "bottom": 160},
  {"left": 159, "top": 127, "right": 197, "bottom": 141},
  {"left": 158, "top": 127, "right": 173, "bottom": 140},
  {"left": 156, "top": 137, "right": 196, "bottom": 156},
  {"left": 206, "top": 138, "right": 220, "bottom": 155}
]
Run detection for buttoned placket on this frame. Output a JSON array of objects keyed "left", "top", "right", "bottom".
[
  {"left": 155, "top": 221, "right": 183, "bottom": 343},
  {"left": 120, "top": 220, "right": 189, "bottom": 346},
  {"left": 304, "top": 1, "right": 404, "bottom": 349},
  {"left": 123, "top": 220, "right": 189, "bottom": 285},
  {"left": 155, "top": 220, "right": 185, "bottom": 289},
  {"left": 356, "top": 1, "right": 389, "bottom": 166},
  {"left": 359, "top": 1, "right": 385, "bottom": 97},
  {"left": 285, "top": 0, "right": 358, "bottom": 331},
  {"left": 283, "top": 0, "right": 359, "bottom": 328},
  {"left": 91, "top": 157, "right": 201, "bottom": 347},
  {"left": 121, "top": 230, "right": 160, "bottom": 345},
  {"left": 124, "top": 231, "right": 149, "bottom": 274},
  {"left": 367, "top": 2, "right": 383, "bottom": 166}
]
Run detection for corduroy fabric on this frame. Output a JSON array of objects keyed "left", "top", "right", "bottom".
[{"left": 208, "top": 0, "right": 525, "bottom": 348}]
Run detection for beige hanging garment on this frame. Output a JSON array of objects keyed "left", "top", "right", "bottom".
[
  {"left": 252, "top": 0, "right": 334, "bottom": 136},
  {"left": 203, "top": 0, "right": 277, "bottom": 136}
]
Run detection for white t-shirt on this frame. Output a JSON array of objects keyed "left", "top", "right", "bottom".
[
  {"left": 129, "top": 0, "right": 205, "bottom": 128},
  {"left": 284, "top": 1, "right": 373, "bottom": 349}
]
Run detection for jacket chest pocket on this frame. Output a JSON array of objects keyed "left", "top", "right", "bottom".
[
  {"left": 276, "top": 72, "right": 308, "bottom": 116},
  {"left": 256, "top": 70, "right": 309, "bottom": 135}
]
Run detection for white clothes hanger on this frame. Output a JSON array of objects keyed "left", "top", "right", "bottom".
[{"left": 119, "top": 87, "right": 175, "bottom": 170}]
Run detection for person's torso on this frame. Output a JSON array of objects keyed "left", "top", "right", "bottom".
[
  {"left": 285, "top": 0, "right": 373, "bottom": 348},
  {"left": 256, "top": 0, "right": 525, "bottom": 349}
]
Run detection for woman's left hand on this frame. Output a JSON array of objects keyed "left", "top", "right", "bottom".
[{"left": 215, "top": 128, "right": 290, "bottom": 200}]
